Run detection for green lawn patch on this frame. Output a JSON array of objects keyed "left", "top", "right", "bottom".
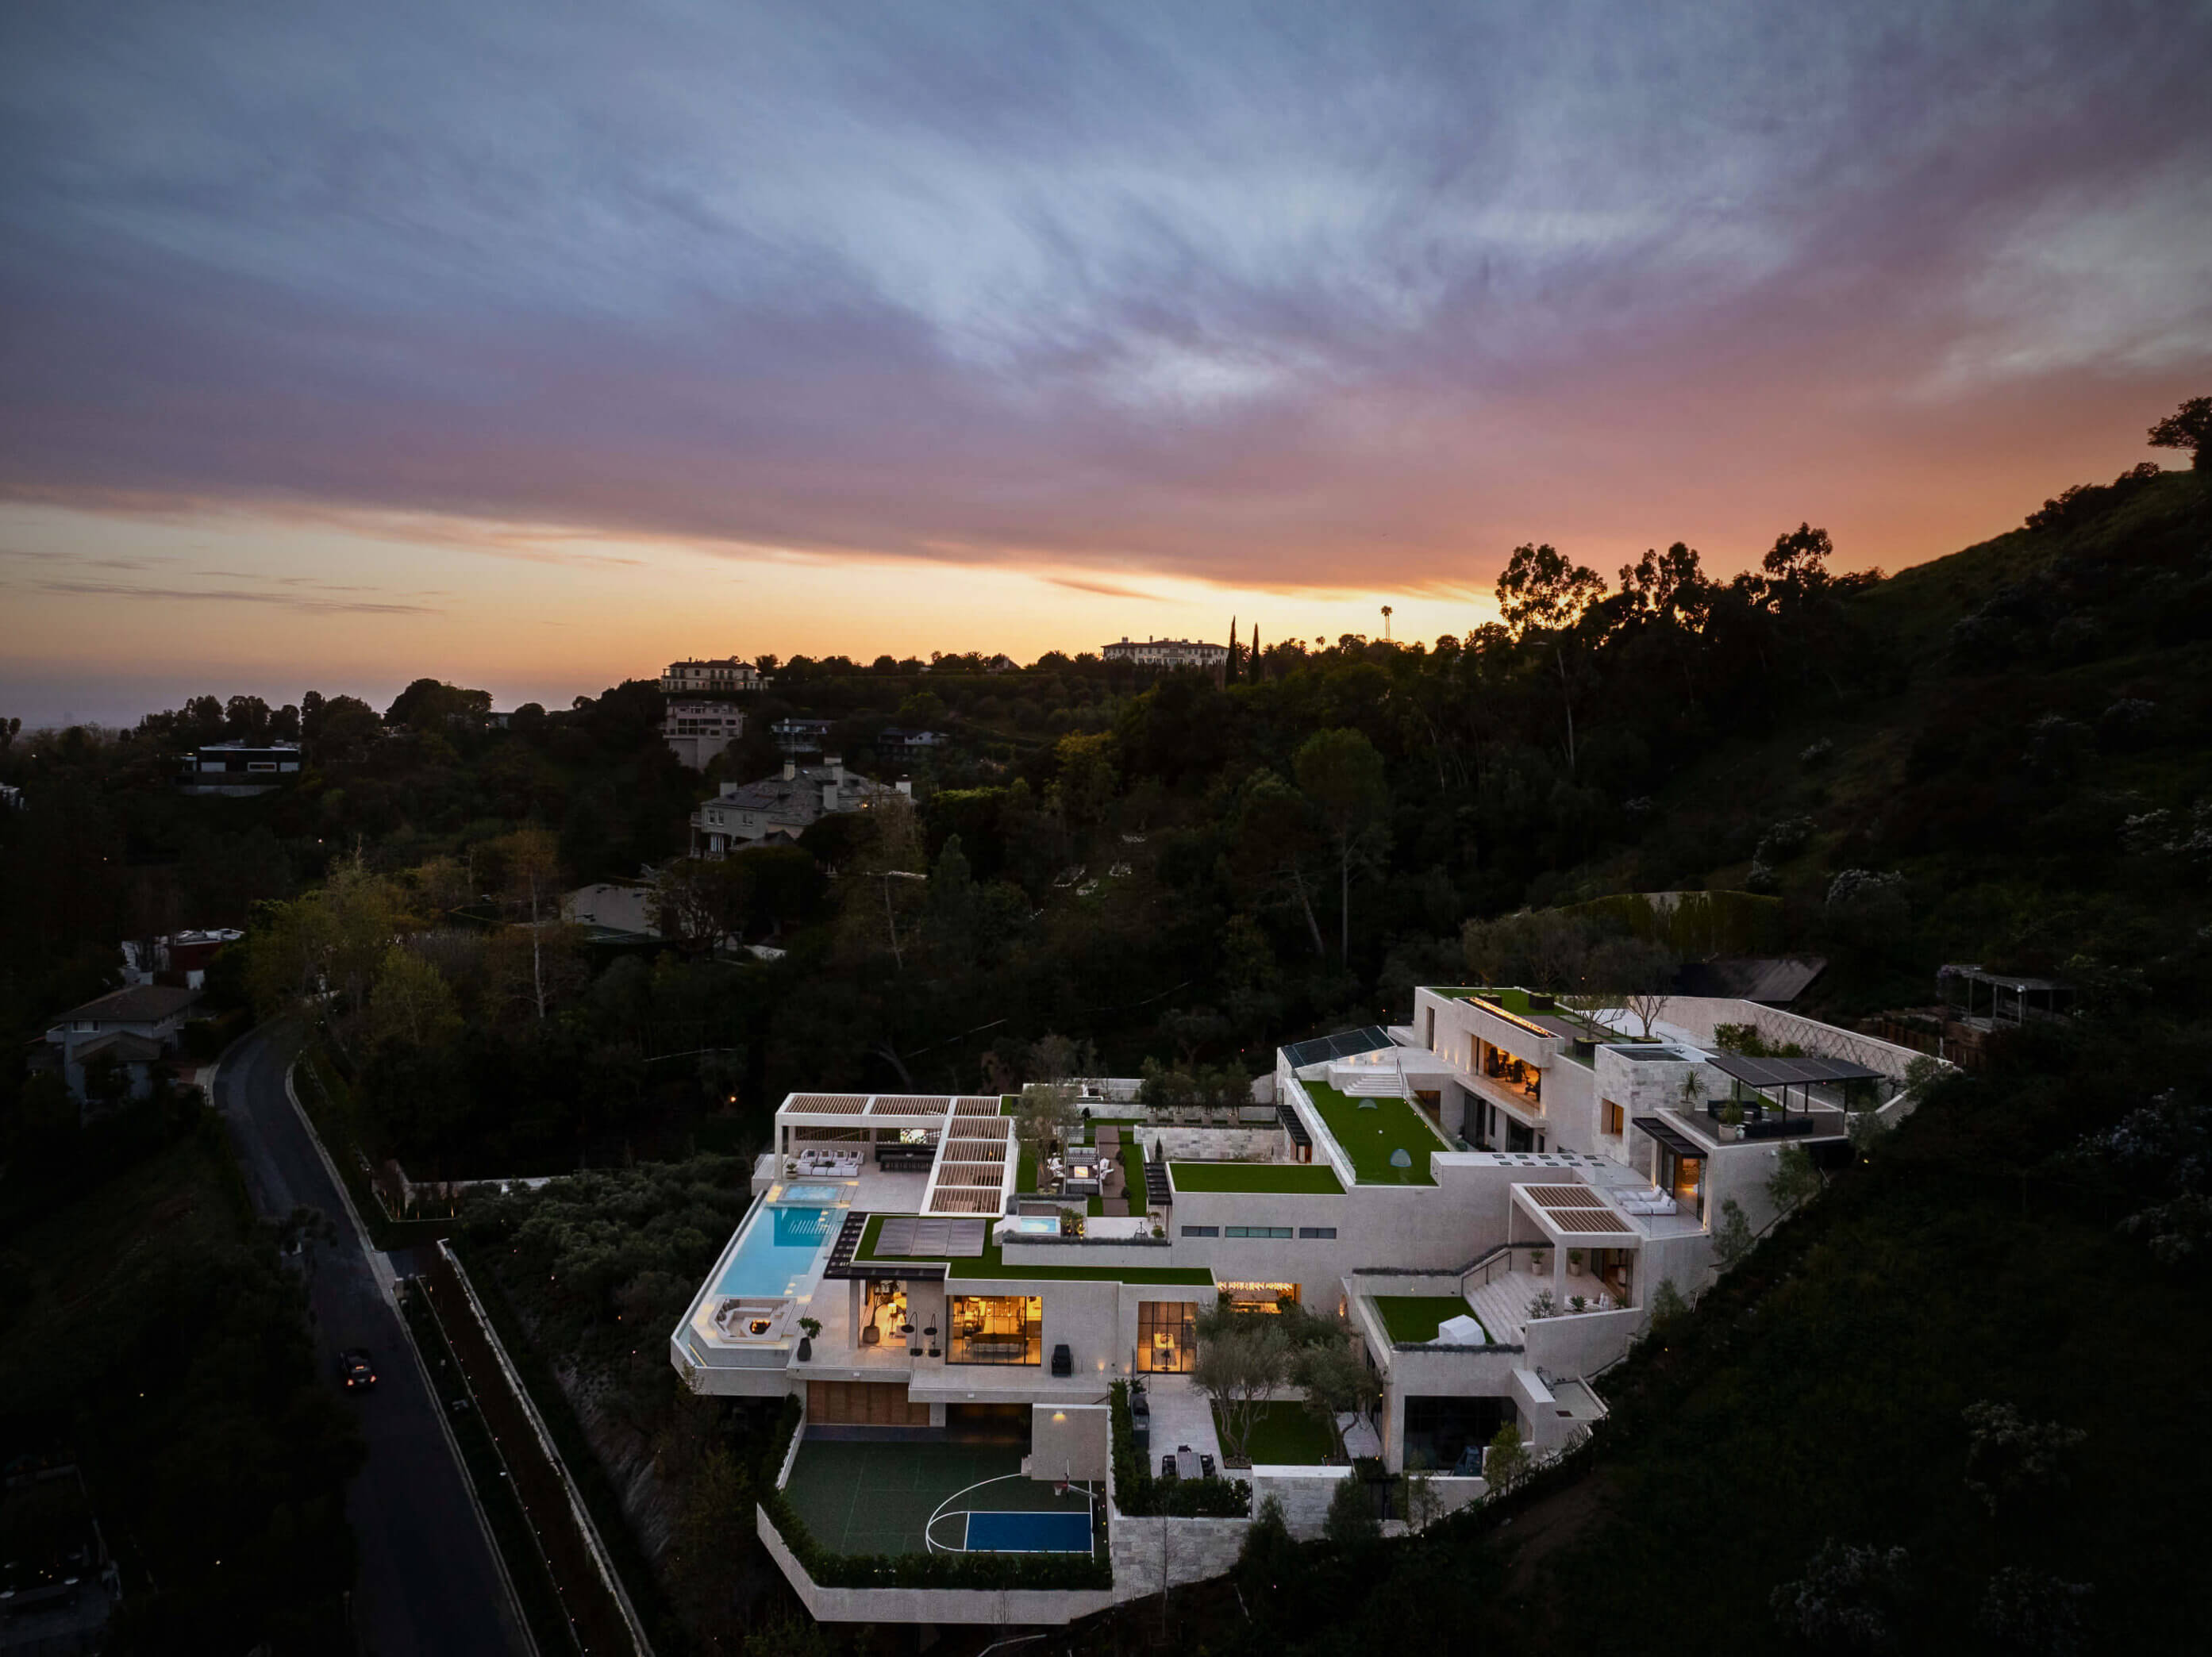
[
  {"left": 1169, "top": 1161, "right": 1345, "bottom": 1194},
  {"left": 1298, "top": 1081, "right": 1446, "bottom": 1186},
  {"left": 856, "top": 1214, "right": 1214, "bottom": 1284},
  {"left": 1371, "top": 1294, "right": 1483, "bottom": 1346},
  {"left": 1220, "top": 1401, "right": 1337, "bottom": 1466}
]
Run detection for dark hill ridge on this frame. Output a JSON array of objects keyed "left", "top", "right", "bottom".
[
  {"left": 1064, "top": 465, "right": 2212, "bottom": 1657},
  {"left": 1566, "top": 467, "right": 2212, "bottom": 1017}
]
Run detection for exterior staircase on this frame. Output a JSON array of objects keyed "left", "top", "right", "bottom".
[
  {"left": 1333, "top": 1066, "right": 1412, "bottom": 1100},
  {"left": 1465, "top": 1274, "right": 1533, "bottom": 1346}
]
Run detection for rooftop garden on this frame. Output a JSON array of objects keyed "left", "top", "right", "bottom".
[
  {"left": 1169, "top": 1161, "right": 1345, "bottom": 1194},
  {"left": 855, "top": 1214, "right": 1214, "bottom": 1284},
  {"left": 1429, "top": 985, "right": 1625, "bottom": 1044},
  {"left": 1297, "top": 1080, "right": 1447, "bottom": 1186},
  {"left": 1371, "top": 1294, "right": 1486, "bottom": 1346}
]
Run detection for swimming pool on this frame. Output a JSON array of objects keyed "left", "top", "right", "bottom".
[
  {"left": 779, "top": 1182, "right": 844, "bottom": 1205},
  {"left": 998, "top": 1214, "right": 1062, "bottom": 1237},
  {"left": 716, "top": 1205, "right": 831, "bottom": 1299},
  {"left": 964, "top": 1510, "right": 1093, "bottom": 1553}
]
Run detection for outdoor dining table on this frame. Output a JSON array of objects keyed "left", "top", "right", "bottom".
[{"left": 1175, "top": 1447, "right": 1200, "bottom": 1480}]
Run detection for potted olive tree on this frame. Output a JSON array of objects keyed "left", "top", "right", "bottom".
[
  {"left": 797, "top": 1317, "right": 821, "bottom": 1361},
  {"left": 1568, "top": 1248, "right": 1585, "bottom": 1278},
  {"left": 1718, "top": 1099, "right": 1745, "bottom": 1142}
]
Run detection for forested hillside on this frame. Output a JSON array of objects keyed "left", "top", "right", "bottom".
[{"left": 2, "top": 429, "right": 2206, "bottom": 1654}]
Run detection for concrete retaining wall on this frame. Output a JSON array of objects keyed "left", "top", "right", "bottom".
[
  {"left": 1249, "top": 1464, "right": 1351, "bottom": 1539},
  {"left": 1523, "top": 1304, "right": 1641, "bottom": 1378},
  {"left": 1106, "top": 1511, "right": 1248, "bottom": 1599},
  {"left": 1135, "top": 1125, "right": 1288, "bottom": 1163}
]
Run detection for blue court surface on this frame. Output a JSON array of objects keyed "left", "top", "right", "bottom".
[{"left": 964, "top": 1509, "right": 1094, "bottom": 1553}]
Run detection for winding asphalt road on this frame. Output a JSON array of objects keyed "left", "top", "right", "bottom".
[{"left": 214, "top": 1023, "right": 523, "bottom": 1657}]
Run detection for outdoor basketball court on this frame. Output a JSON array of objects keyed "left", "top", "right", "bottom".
[{"left": 783, "top": 1440, "right": 1099, "bottom": 1559}]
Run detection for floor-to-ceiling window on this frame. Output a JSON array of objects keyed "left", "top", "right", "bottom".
[
  {"left": 1137, "top": 1301, "right": 1198, "bottom": 1373},
  {"left": 1659, "top": 1147, "right": 1706, "bottom": 1221},
  {"left": 948, "top": 1294, "right": 1041, "bottom": 1365}
]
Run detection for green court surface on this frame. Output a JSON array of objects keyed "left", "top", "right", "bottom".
[{"left": 783, "top": 1439, "right": 1098, "bottom": 1558}]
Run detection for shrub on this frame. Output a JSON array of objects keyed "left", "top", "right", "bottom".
[
  {"left": 1713, "top": 1197, "right": 1753, "bottom": 1267},
  {"left": 1322, "top": 1471, "right": 1379, "bottom": 1545},
  {"left": 1237, "top": 1494, "right": 1298, "bottom": 1591},
  {"left": 1770, "top": 1540, "right": 1912, "bottom": 1649},
  {"left": 1648, "top": 1276, "right": 1690, "bottom": 1336},
  {"left": 1482, "top": 1423, "right": 1531, "bottom": 1494}
]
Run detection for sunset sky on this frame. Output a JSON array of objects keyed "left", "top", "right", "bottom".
[{"left": 3, "top": 2, "right": 2208, "bottom": 727}]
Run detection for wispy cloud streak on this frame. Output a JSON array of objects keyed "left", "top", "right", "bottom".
[{"left": 0, "top": 1, "right": 2206, "bottom": 594}]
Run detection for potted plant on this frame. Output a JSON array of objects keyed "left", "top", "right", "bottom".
[
  {"left": 1568, "top": 1249, "right": 1585, "bottom": 1277},
  {"left": 1529, "top": 1248, "right": 1549, "bottom": 1275},
  {"left": 796, "top": 1317, "right": 821, "bottom": 1361},
  {"left": 1719, "top": 1099, "right": 1745, "bottom": 1142}
]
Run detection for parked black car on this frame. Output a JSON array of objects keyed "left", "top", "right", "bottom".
[{"left": 337, "top": 1348, "right": 377, "bottom": 1390}]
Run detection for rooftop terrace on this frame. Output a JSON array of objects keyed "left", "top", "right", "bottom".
[
  {"left": 856, "top": 1214, "right": 1214, "bottom": 1284},
  {"left": 1371, "top": 1294, "right": 1487, "bottom": 1346},
  {"left": 1296, "top": 1079, "right": 1448, "bottom": 1186}
]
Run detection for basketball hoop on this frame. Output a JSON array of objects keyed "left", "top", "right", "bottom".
[{"left": 1053, "top": 1480, "right": 1069, "bottom": 1497}]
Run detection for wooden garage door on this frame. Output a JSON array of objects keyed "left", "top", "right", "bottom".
[{"left": 806, "top": 1379, "right": 931, "bottom": 1426}]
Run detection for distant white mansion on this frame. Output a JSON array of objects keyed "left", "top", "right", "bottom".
[
  {"left": 1099, "top": 637, "right": 1227, "bottom": 670},
  {"left": 660, "top": 656, "right": 769, "bottom": 695},
  {"left": 664, "top": 701, "right": 745, "bottom": 770},
  {"left": 670, "top": 987, "right": 1925, "bottom": 1625}
]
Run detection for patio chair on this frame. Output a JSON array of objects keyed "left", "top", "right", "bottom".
[
  {"left": 1199, "top": 1454, "right": 1216, "bottom": 1478},
  {"left": 1160, "top": 1454, "right": 1179, "bottom": 1480}
]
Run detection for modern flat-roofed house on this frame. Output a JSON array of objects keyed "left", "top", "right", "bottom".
[
  {"left": 670, "top": 987, "right": 1926, "bottom": 1624},
  {"left": 179, "top": 740, "right": 302, "bottom": 795},
  {"left": 875, "top": 725, "right": 948, "bottom": 761},
  {"left": 664, "top": 701, "right": 746, "bottom": 769},
  {"left": 1098, "top": 636, "right": 1227, "bottom": 671},
  {"left": 41, "top": 985, "right": 200, "bottom": 1100},
  {"left": 660, "top": 656, "right": 768, "bottom": 695},
  {"left": 689, "top": 757, "right": 911, "bottom": 856},
  {"left": 771, "top": 717, "right": 834, "bottom": 755}
]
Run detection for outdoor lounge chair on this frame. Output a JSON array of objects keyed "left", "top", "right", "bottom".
[
  {"left": 1200, "top": 1454, "right": 1216, "bottom": 1478},
  {"left": 1160, "top": 1454, "right": 1178, "bottom": 1479}
]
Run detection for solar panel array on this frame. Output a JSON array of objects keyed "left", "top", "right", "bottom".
[
  {"left": 1280, "top": 1025, "right": 1395, "bottom": 1069},
  {"left": 1708, "top": 1053, "right": 1882, "bottom": 1087},
  {"left": 874, "top": 1217, "right": 989, "bottom": 1258}
]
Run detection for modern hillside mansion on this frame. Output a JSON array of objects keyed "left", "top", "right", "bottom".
[{"left": 671, "top": 988, "right": 1925, "bottom": 1625}]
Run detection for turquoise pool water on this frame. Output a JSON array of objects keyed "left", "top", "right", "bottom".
[
  {"left": 717, "top": 1205, "right": 831, "bottom": 1299},
  {"left": 1000, "top": 1215, "right": 1060, "bottom": 1236},
  {"left": 779, "top": 1182, "right": 844, "bottom": 1204}
]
